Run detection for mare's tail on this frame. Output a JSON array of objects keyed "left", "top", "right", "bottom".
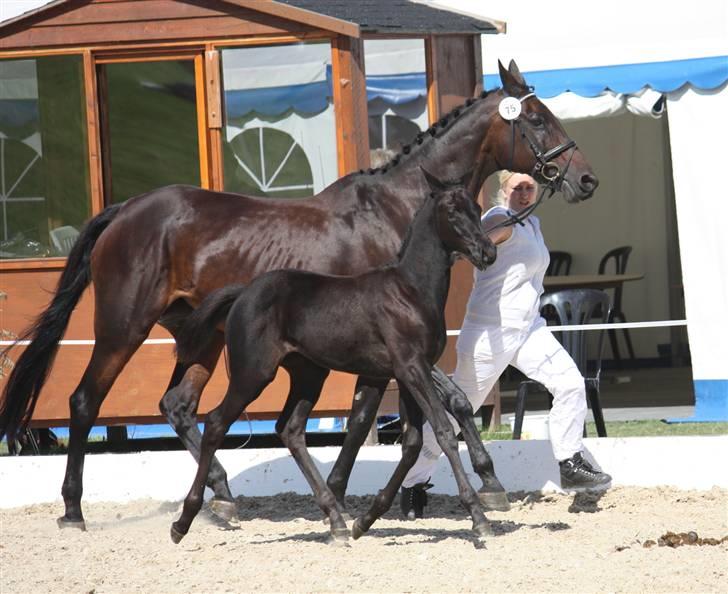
[
  {"left": 176, "top": 285, "right": 247, "bottom": 364},
  {"left": 0, "top": 204, "right": 123, "bottom": 444}
]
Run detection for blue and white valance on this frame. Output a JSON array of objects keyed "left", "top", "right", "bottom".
[
  {"left": 484, "top": 55, "right": 728, "bottom": 98},
  {"left": 223, "top": 55, "right": 728, "bottom": 118}
]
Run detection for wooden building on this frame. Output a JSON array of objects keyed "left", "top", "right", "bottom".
[{"left": 0, "top": 0, "right": 499, "bottom": 426}]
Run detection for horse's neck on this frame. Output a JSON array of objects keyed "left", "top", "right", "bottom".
[
  {"left": 330, "top": 93, "right": 501, "bottom": 216},
  {"left": 396, "top": 200, "right": 452, "bottom": 309},
  {"left": 400, "top": 93, "right": 500, "bottom": 193}
]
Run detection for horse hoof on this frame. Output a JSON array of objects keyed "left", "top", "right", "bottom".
[
  {"left": 351, "top": 518, "right": 368, "bottom": 540},
  {"left": 472, "top": 534, "right": 488, "bottom": 550},
  {"left": 209, "top": 498, "right": 236, "bottom": 522},
  {"left": 170, "top": 523, "right": 187, "bottom": 544},
  {"left": 327, "top": 529, "right": 350, "bottom": 547},
  {"left": 478, "top": 489, "right": 511, "bottom": 512},
  {"left": 56, "top": 516, "right": 86, "bottom": 531}
]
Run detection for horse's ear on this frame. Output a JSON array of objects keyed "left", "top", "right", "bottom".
[
  {"left": 499, "top": 59, "right": 527, "bottom": 96},
  {"left": 508, "top": 60, "right": 527, "bottom": 86},
  {"left": 420, "top": 167, "right": 446, "bottom": 192}
]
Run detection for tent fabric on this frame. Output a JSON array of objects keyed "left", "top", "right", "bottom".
[
  {"left": 665, "top": 82, "right": 728, "bottom": 421},
  {"left": 484, "top": 56, "right": 728, "bottom": 98},
  {"left": 225, "top": 69, "right": 429, "bottom": 118},
  {"left": 224, "top": 56, "right": 727, "bottom": 118}
]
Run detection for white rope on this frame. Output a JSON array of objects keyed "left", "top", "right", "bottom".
[
  {"left": 0, "top": 338, "right": 177, "bottom": 347},
  {"left": 446, "top": 319, "right": 687, "bottom": 336},
  {"left": 0, "top": 319, "right": 688, "bottom": 346}
]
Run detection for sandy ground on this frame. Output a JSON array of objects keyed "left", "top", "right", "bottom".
[{"left": 1, "top": 486, "right": 726, "bottom": 593}]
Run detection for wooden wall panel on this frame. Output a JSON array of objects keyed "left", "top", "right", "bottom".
[
  {"left": 1, "top": 270, "right": 357, "bottom": 425},
  {"left": 426, "top": 35, "right": 482, "bottom": 374},
  {"left": 331, "top": 36, "right": 370, "bottom": 176}
]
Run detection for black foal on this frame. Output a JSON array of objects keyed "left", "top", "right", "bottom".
[{"left": 172, "top": 170, "right": 497, "bottom": 544}]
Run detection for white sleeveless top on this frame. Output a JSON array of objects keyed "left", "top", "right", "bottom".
[{"left": 461, "top": 206, "right": 550, "bottom": 331}]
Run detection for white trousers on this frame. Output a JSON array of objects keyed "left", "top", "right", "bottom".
[{"left": 402, "top": 317, "right": 587, "bottom": 487}]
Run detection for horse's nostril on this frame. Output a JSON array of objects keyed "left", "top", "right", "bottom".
[{"left": 580, "top": 173, "right": 599, "bottom": 192}]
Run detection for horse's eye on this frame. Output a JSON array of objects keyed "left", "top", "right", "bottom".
[{"left": 528, "top": 113, "right": 544, "bottom": 127}]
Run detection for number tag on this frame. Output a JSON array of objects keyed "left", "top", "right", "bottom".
[{"left": 498, "top": 97, "right": 522, "bottom": 121}]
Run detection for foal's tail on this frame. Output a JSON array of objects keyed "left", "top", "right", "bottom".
[
  {"left": 0, "top": 204, "right": 123, "bottom": 444},
  {"left": 176, "top": 285, "right": 247, "bottom": 365}
]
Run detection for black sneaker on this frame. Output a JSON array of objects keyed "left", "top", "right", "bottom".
[
  {"left": 559, "top": 452, "right": 612, "bottom": 489},
  {"left": 400, "top": 481, "right": 433, "bottom": 520}
]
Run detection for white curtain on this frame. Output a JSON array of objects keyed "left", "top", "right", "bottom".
[{"left": 667, "top": 83, "right": 728, "bottom": 381}]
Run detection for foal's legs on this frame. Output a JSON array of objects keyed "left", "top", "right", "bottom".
[
  {"left": 431, "top": 367, "right": 509, "bottom": 511},
  {"left": 330, "top": 367, "right": 508, "bottom": 512},
  {"left": 171, "top": 363, "right": 276, "bottom": 543},
  {"left": 351, "top": 384, "right": 424, "bottom": 538},
  {"left": 326, "top": 375, "right": 389, "bottom": 509},
  {"left": 276, "top": 356, "right": 349, "bottom": 543},
  {"left": 393, "top": 357, "right": 492, "bottom": 539}
]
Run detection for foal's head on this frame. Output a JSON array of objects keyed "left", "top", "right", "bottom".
[{"left": 422, "top": 169, "right": 497, "bottom": 270}]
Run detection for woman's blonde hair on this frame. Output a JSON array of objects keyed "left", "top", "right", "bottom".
[{"left": 491, "top": 170, "right": 538, "bottom": 207}]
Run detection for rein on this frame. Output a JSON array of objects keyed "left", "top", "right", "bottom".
[{"left": 481, "top": 184, "right": 553, "bottom": 235}]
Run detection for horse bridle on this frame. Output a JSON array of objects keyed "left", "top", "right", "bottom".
[
  {"left": 508, "top": 90, "right": 577, "bottom": 190},
  {"left": 485, "top": 90, "right": 578, "bottom": 232}
]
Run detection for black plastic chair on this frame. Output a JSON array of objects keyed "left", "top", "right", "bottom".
[
  {"left": 598, "top": 246, "right": 635, "bottom": 360},
  {"left": 512, "top": 289, "right": 611, "bottom": 440},
  {"left": 546, "top": 250, "right": 572, "bottom": 276}
]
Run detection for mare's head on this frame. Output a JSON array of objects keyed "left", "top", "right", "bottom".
[
  {"left": 486, "top": 60, "right": 599, "bottom": 202},
  {"left": 421, "top": 168, "right": 496, "bottom": 270}
]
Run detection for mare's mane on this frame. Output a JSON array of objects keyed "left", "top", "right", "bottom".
[{"left": 359, "top": 89, "right": 496, "bottom": 177}]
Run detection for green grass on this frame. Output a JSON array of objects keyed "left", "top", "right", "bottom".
[
  {"left": 481, "top": 419, "right": 728, "bottom": 440},
  {"left": 3, "top": 420, "right": 727, "bottom": 456}
]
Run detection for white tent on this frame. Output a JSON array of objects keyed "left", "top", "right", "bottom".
[{"left": 435, "top": 0, "right": 728, "bottom": 421}]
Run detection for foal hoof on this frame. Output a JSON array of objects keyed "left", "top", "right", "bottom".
[
  {"left": 351, "top": 518, "right": 368, "bottom": 540},
  {"left": 209, "top": 498, "right": 236, "bottom": 522},
  {"left": 473, "top": 519, "right": 494, "bottom": 538},
  {"left": 56, "top": 516, "right": 86, "bottom": 531},
  {"left": 170, "top": 523, "right": 187, "bottom": 544},
  {"left": 478, "top": 489, "right": 511, "bottom": 512},
  {"left": 472, "top": 533, "right": 488, "bottom": 550}
]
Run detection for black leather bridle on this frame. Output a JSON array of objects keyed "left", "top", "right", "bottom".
[
  {"left": 508, "top": 90, "right": 577, "bottom": 190},
  {"left": 487, "top": 90, "right": 578, "bottom": 231}
]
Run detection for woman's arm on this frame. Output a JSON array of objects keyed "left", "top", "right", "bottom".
[{"left": 483, "top": 213, "right": 514, "bottom": 245}]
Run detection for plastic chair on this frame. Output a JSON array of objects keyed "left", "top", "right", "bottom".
[
  {"left": 512, "top": 288, "right": 611, "bottom": 439},
  {"left": 546, "top": 250, "right": 572, "bottom": 276},
  {"left": 49, "top": 225, "right": 80, "bottom": 256},
  {"left": 597, "top": 246, "right": 635, "bottom": 360}
]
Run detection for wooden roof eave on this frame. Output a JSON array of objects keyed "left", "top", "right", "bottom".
[
  {"left": 228, "top": 0, "right": 360, "bottom": 38},
  {"left": 0, "top": 0, "right": 361, "bottom": 40}
]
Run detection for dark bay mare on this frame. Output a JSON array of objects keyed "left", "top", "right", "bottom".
[
  {"left": 172, "top": 171, "right": 497, "bottom": 544},
  {"left": 0, "top": 61, "right": 598, "bottom": 529}
]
